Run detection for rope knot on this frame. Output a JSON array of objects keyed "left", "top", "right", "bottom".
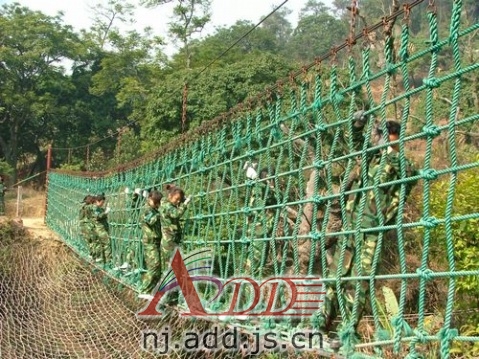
[
  {"left": 312, "top": 195, "right": 323, "bottom": 204},
  {"left": 416, "top": 268, "right": 434, "bottom": 281},
  {"left": 271, "top": 126, "right": 282, "bottom": 140},
  {"left": 338, "top": 322, "right": 358, "bottom": 349},
  {"left": 194, "top": 214, "right": 204, "bottom": 220},
  {"left": 386, "top": 63, "right": 397, "bottom": 75},
  {"left": 423, "top": 77, "right": 440, "bottom": 88},
  {"left": 413, "top": 329, "right": 428, "bottom": 344},
  {"left": 420, "top": 216, "right": 440, "bottom": 228},
  {"left": 449, "top": 32, "right": 459, "bottom": 44},
  {"left": 243, "top": 206, "right": 251, "bottom": 214},
  {"left": 313, "top": 99, "right": 322, "bottom": 109},
  {"left": 422, "top": 125, "right": 441, "bottom": 137},
  {"left": 420, "top": 169, "right": 438, "bottom": 181},
  {"left": 376, "top": 328, "right": 391, "bottom": 341},
  {"left": 391, "top": 315, "right": 405, "bottom": 332},
  {"left": 315, "top": 124, "right": 326, "bottom": 132},
  {"left": 333, "top": 93, "right": 344, "bottom": 104},
  {"left": 246, "top": 150, "right": 255, "bottom": 158},
  {"left": 311, "top": 310, "right": 326, "bottom": 329},
  {"left": 310, "top": 231, "right": 321, "bottom": 240},
  {"left": 314, "top": 160, "right": 325, "bottom": 169},
  {"left": 197, "top": 191, "right": 207, "bottom": 197},
  {"left": 240, "top": 237, "right": 250, "bottom": 244},
  {"left": 438, "top": 327, "right": 458, "bottom": 341},
  {"left": 234, "top": 138, "right": 243, "bottom": 149}
]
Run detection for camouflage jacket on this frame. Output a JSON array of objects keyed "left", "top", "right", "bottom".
[
  {"left": 345, "top": 126, "right": 418, "bottom": 229},
  {"left": 159, "top": 201, "right": 188, "bottom": 245},
  {"left": 141, "top": 205, "right": 162, "bottom": 241},
  {"left": 79, "top": 203, "right": 93, "bottom": 225},
  {"left": 91, "top": 204, "right": 109, "bottom": 232}
]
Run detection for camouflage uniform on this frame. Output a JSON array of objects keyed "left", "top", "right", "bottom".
[
  {"left": 79, "top": 202, "right": 94, "bottom": 255},
  {"left": 0, "top": 181, "right": 5, "bottom": 216},
  {"left": 139, "top": 204, "right": 162, "bottom": 293},
  {"left": 91, "top": 204, "right": 111, "bottom": 264},
  {"left": 159, "top": 201, "right": 188, "bottom": 259},
  {"left": 159, "top": 200, "right": 189, "bottom": 304},
  {"left": 319, "top": 123, "right": 418, "bottom": 334}
]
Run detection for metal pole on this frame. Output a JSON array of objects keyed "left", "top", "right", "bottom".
[
  {"left": 44, "top": 144, "right": 52, "bottom": 224},
  {"left": 16, "top": 185, "right": 22, "bottom": 218},
  {"left": 47, "top": 144, "right": 52, "bottom": 171}
]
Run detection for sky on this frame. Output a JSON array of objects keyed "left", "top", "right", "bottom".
[{"left": 2, "top": 0, "right": 333, "bottom": 56}]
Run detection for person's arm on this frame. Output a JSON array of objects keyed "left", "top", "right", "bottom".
[
  {"left": 165, "top": 202, "right": 188, "bottom": 219},
  {"left": 379, "top": 150, "right": 418, "bottom": 190},
  {"left": 378, "top": 152, "right": 419, "bottom": 223},
  {"left": 144, "top": 208, "right": 160, "bottom": 226},
  {"left": 92, "top": 206, "right": 108, "bottom": 220}
]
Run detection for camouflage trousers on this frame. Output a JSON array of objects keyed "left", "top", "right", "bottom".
[
  {"left": 117, "top": 225, "right": 142, "bottom": 268},
  {"left": 140, "top": 239, "right": 163, "bottom": 294},
  {"left": 92, "top": 225, "right": 111, "bottom": 264},
  {"left": 319, "top": 232, "right": 380, "bottom": 333},
  {"left": 154, "top": 238, "right": 180, "bottom": 305},
  {"left": 0, "top": 195, "right": 5, "bottom": 215},
  {"left": 80, "top": 222, "right": 95, "bottom": 255}
]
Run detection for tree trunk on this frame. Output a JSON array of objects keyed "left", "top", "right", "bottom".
[{"left": 9, "top": 117, "right": 19, "bottom": 184}]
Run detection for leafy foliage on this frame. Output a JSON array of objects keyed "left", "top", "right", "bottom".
[{"left": 427, "top": 154, "right": 479, "bottom": 329}]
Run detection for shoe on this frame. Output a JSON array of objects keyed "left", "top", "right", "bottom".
[{"left": 138, "top": 294, "right": 154, "bottom": 300}]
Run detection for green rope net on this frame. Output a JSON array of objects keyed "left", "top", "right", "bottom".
[{"left": 40, "top": 1, "right": 479, "bottom": 357}]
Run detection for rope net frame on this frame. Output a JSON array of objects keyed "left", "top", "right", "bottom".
[
  {"left": 7, "top": 0, "right": 475, "bottom": 357},
  {"left": 0, "top": 220, "right": 256, "bottom": 359}
]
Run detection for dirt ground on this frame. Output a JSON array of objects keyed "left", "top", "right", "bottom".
[{"left": 3, "top": 188, "right": 59, "bottom": 240}]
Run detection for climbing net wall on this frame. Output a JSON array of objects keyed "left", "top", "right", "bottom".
[{"left": 42, "top": 0, "right": 479, "bottom": 358}]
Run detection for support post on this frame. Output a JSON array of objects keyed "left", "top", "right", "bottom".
[
  {"left": 44, "top": 144, "right": 52, "bottom": 224},
  {"left": 16, "top": 185, "right": 22, "bottom": 218}
]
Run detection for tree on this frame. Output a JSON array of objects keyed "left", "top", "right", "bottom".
[
  {"left": 142, "top": 0, "right": 211, "bottom": 69},
  {"left": 140, "top": 53, "right": 293, "bottom": 152},
  {"left": 288, "top": 2, "right": 348, "bottom": 63},
  {"left": 259, "top": 7, "right": 293, "bottom": 58},
  {"left": 187, "top": 19, "right": 286, "bottom": 68},
  {"left": 0, "top": 3, "right": 81, "bottom": 181},
  {"left": 88, "top": 0, "right": 135, "bottom": 50}
]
